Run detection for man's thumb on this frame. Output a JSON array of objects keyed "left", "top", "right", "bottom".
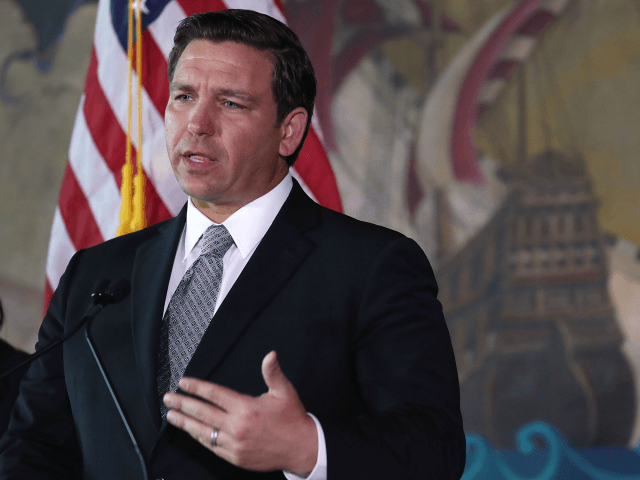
[{"left": 262, "top": 351, "right": 291, "bottom": 394}]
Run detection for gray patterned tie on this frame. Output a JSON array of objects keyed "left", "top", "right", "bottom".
[{"left": 157, "top": 224, "right": 234, "bottom": 419}]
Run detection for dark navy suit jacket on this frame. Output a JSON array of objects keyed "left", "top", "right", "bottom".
[{"left": 0, "top": 182, "right": 465, "bottom": 479}]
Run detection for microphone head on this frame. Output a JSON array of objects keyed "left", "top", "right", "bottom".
[
  {"left": 91, "top": 279, "right": 111, "bottom": 305},
  {"left": 104, "top": 279, "right": 132, "bottom": 304}
]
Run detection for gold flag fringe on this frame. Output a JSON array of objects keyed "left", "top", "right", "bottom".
[{"left": 117, "top": 0, "right": 146, "bottom": 236}]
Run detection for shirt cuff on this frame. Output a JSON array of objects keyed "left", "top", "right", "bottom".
[{"left": 283, "top": 413, "right": 327, "bottom": 480}]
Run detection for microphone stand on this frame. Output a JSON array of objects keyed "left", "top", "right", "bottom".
[{"left": 85, "top": 310, "right": 149, "bottom": 480}]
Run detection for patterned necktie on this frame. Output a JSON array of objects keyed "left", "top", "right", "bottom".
[{"left": 157, "top": 224, "right": 234, "bottom": 418}]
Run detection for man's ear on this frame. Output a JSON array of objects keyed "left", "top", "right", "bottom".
[{"left": 279, "top": 107, "right": 308, "bottom": 158}]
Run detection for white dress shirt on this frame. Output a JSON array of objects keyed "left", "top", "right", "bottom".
[{"left": 162, "top": 173, "right": 327, "bottom": 480}]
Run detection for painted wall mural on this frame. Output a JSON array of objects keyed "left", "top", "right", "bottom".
[{"left": 1, "top": 0, "right": 639, "bottom": 477}]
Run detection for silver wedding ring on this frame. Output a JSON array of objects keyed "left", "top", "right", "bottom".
[{"left": 211, "top": 427, "right": 219, "bottom": 447}]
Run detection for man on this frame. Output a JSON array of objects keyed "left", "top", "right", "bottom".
[{"left": 0, "top": 9, "right": 465, "bottom": 479}]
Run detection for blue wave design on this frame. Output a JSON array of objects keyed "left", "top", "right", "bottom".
[{"left": 462, "top": 422, "right": 640, "bottom": 480}]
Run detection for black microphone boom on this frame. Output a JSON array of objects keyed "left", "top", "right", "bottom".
[{"left": 0, "top": 278, "right": 118, "bottom": 380}]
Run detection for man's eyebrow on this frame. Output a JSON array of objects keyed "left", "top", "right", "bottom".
[
  {"left": 168, "top": 84, "right": 258, "bottom": 103},
  {"left": 169, "top": 82, "right": 195, "bottom": 93},
  {"left": 216, "top": 88, "right": 258, "bottom": 103}
]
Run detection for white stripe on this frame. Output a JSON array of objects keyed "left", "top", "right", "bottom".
[
  {"left": 46, "top": 208, "right": 76, "bottom": 292},
  {"left": 224, "top": 0, "right": 286, "bottom": 23},
  {"left": 479, "top": 78, "right": 506, "bottom": 104},
  {"left": 499, "top": 35, "right": 537, "bottom": 61},
  {"left": 289, "top": 167, "right": 318, "bottom": 203},
  {"left": 94, "top": 0, "right": 186, "bottom": 217},
  {"left": 148, "top": 1, "right": 185, "bottom": 59},
  {"left": 68, "top": 95, "right": 122, "bottom": 240}
]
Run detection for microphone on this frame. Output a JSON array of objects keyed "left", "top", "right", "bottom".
[
  {"left": 84, "top": 279, "right": 148, "bottom": 480},
  {"left": 0, "top": 278, "right": 125, "bottom": 380},
  {"left": 92, "top": 278, "right": 131, "bottom": 306},
  {"left": 1, "top": 278, "right": 146, "bottom": 478}
]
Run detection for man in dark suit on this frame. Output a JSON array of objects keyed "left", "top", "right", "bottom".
[{"left": 0, "top": 9, "right": 465, "bottom": 479}]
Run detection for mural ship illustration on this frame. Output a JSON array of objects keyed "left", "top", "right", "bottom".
[
  {"left": 412, "top": 0, "right": 638, "bottom": 448},
  {"left": 435, "top": 149, "right": 635, "bottom": 447}
]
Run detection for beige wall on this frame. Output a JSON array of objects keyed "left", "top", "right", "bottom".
[{"left": 0, "top": 1, "right": 97, "bottom": 351}]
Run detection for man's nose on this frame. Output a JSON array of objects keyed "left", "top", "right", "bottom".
[{"left": 187, "top": 101, "right": 215, "bottom": 136}]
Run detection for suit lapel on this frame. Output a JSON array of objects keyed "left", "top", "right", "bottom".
[
  {"left": 182, "top": 181, "right": 321, "bottom": 382},
  {"left": 131, "top": 205, "right": 186, "bottom": 432}
]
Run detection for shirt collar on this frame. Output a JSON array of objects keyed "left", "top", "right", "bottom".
[{"left": 183, "top": 173, "right": 293, "bottom": 262}]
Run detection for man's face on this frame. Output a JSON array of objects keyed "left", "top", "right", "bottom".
[{"left": 165, "top": 40, "right": 289, "bottom": 216}]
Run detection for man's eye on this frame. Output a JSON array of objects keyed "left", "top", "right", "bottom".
[
  {"left": 223, "top": 100, "right": 242, "bottom": 109},
  {"left": 175, "top": 94, "right": 191, "bottom": 101}
]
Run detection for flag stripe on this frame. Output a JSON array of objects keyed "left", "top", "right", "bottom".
[
  {"left": 43, "top": 280, "right": 54, "bottom": 318},
  {"left": 69, "top": 95, "right": 122, "bottom": 240},
  {"left": 148, "top": 2, "right": 185, "bottom": 59},
  {"left": 140, "top": 29, "right": 171, "bottom": 116},
  {"left": 176, "top": 0, "right": 228, "bottom": 17},
  {"left": 293, "top": 128, "right": 342, "bottom": 211},
  {"left": 84, "top": 48, "right": 129, "bottom": 185},
  {"left": 58, "top": 165, "right": 104, "bottom": 251},
  {"left": 46, "top": 208, "right": 76, "bottom": 292}
]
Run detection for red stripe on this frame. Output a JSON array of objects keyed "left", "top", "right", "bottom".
[
  {"left": 139, "top": 30, "right": 170, "bottom": 116},
  {"left": 43, "top": 279, "right": 53, "bottom": 318},
  {"left": 295, "top": 128, "right": 342, "bottom": 212},
  {"left": 517, "top": 11, "right": 555, "bottom": 37},
  {"left": 58, "top": 164, "right": 104, "bottom": 251},
  {"left": 176, "top": 0, "right": 228, "bottom": 16}
]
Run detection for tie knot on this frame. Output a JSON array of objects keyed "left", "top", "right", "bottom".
[{"left": 200, "top": 225, "right": 234, "bottom": 258}]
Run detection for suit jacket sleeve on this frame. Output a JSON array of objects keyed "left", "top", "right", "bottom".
[
  {"left": 318, "top": 237, "right": 465, "bottom": 479},
  {"left": 0, "top": 251, "right": 84, "bottom": 478}
]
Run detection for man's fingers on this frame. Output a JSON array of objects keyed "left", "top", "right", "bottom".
[
  {"left": 179, "top": 377, "right": 243, "bottom": 411},
  {"left": 261, "top": 351, "right": 294, "bottom": 397},
  {"left": 166, "top": 408, "right": 227, "bottom": 451},
  {"left": 163, "top": 391, "right": 226, "bottom": 426}
]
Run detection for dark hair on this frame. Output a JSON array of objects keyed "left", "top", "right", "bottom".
[
  {"left": 0, "top": 298, "right": 3, "bottom": 330},
  {"left": 167, "top": 9, "right": 317, "bottom": 166}
]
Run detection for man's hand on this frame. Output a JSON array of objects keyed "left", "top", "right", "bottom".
[{"left": 163, "top": 351, "right": 318, "bottom": 477}]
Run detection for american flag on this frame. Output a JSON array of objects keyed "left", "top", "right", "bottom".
[{"left": 44, "top": 0, "right": 342, "bottom": 311}]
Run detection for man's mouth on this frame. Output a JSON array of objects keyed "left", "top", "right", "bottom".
[
  {"left": 183, "top": 151, "right": 214, "bottom": 163},
  {"left": 187, "top": 154, "right": 210, "bottom": 163}
]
